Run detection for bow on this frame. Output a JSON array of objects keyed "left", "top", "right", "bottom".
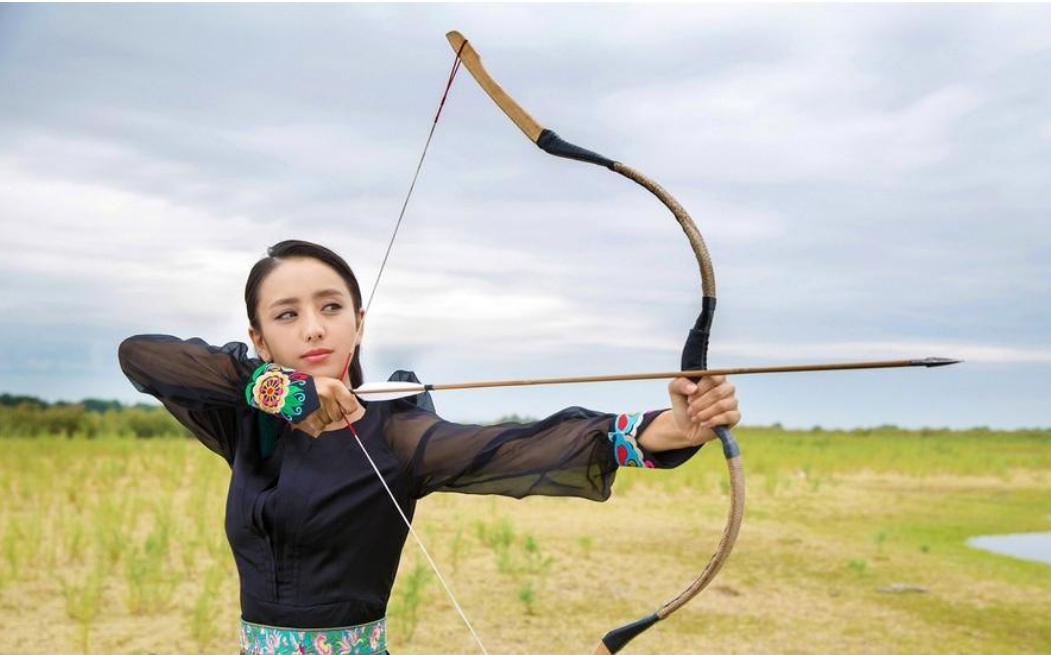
[{"left": 444, "top": 31, "right": 745, "bottom": 653}]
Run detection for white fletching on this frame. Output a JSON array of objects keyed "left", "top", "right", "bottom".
[{"left": 352, "top": 381, "right": 426, "bottom": 401}]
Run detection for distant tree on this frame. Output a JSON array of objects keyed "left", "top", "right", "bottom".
[
  {"left": 488, "top": 414, "right": 539, "bottom": 425},
  {"left": 82, "top": 398, "right": 124, "bottom": 413},
  {"left": 0, "top": 393, "right": 47, "bottom": 409},
  {"left": 121, "top": 406, "right": 186, "bottom": 439}
]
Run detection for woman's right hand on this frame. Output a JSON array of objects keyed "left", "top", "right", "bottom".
[{"left": 297, "top": 377, "right": 364, "bottom": 438}]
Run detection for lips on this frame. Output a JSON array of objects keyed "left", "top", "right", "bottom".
[{"left": 302, "top": 349, "right": 333, "bottom": 363}]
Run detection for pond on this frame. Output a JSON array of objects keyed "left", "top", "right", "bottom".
[{"left": 968, "top": 527, "right": 1051, "bottom": 566}]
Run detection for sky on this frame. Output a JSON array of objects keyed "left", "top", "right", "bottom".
[{"left": 0, "top": 4, "right": 1048, "bottom": 430}]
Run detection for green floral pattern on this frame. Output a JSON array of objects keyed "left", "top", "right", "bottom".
[
  {"left": 239, "top": 617, "right": 387, "bottom": 655},
  {"left": 245, "top": 362, "right": 320, "bottom": 424}
]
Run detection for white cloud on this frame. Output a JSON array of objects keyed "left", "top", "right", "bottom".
[
  {"left": 0, "top": 158, "right": 257, "bottom": 326},
  {"left": 1, "top": 4, "right": 1048, "bottom": 428},
  {"left": 604, "top": 69, "right": 985, "bottom": 184},
  {"left": 1040, "top": 119, "right": 1051, "bottom": 141}
]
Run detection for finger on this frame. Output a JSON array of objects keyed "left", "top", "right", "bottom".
[
  {"left": 331, "top": 398, "right": 352, "bottom": 417},
  {"left": 689, "top": 380, "right": 735, "bottom": 415},
  {"left": 334, "top": 383, "right": 361, "bottom": 410},
  {"left": 689, "top": 375, "right": 718, "bottom": 397},
  {"left": 669, "top": 377, "right": 697, "bottom": 397},
  {"left": 689, "top": 376, "right": 731, "bottom": 407},
  {"left": 706, "top": 374, "right": 726, "bottom": 387},
  {"left": 687, "top": 424, "right": 718, "bottom": 446},
  {"left": 693, "top": 396, "right": 739, "bottom": 423},
  {"left": 693, "top": 396, "right": 738, "bottom": 423},
  {"left": 699, "top": 410, "right": 741, "bottom": 430},
  {"left": 683, "top": 377, "right": 714, "bottom": 414},
  {"left": 340, "top": 403, "right": 362, "bottom": 421},
  {"left": 300, "top": 415, "right": 321, "bottom": 439},
  {"left": 315, "top": 407, "right": 332, "bottom": 428},
  {"left": 334, "top": 386, "right": 365, "bottom": 421},
  {"left": 317, "top": 404, "right": 336, "bottom": 427}
]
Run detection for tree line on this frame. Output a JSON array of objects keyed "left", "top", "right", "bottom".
[
  {"left": 0, "top": 393, "right": 539, "bottom": 440},
  {"left": 0, "top": 393, "right": 192, "bottom": 439}
]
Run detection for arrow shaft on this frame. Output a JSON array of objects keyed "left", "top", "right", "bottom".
[
  {"left": 431, "top": 358, "right": 946, "bottom": 391},
  {"left": 354, "top": 358, "right": 958, "bottom": 397}
]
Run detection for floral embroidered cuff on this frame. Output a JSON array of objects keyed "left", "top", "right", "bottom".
[
  {"left": 609, "top": 411, "right": 656, "bottom": 469},
  {"left": 245, "top": 362, "right": 320, "bottom": 425}
]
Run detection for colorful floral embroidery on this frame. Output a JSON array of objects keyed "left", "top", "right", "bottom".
[
  {"left": 245, "top": 362, "right": 319, "bottom": 424},
  {"left": 609, "top": 412, "right": 655, "bottom": 468},
  {"left": 239, "top": 617, "right": 387, "bottom": 655}
]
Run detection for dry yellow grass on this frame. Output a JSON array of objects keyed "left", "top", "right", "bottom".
[{"left": 0, "top": 432, "right": 1048, "bottom": 654}]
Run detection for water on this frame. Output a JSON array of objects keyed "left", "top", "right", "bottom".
[{"left": 968, "top": 531, "right": 1051, "bottom": 565}]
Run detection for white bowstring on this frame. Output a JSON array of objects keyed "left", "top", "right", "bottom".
[
  {"left": 364, "top": 49, "right": 462, "bottom": 317},
  {"left": 351, "top": 46, "right": 488, "bottom": 654},
  {"left": 363, "top": 114, "right": 439, "bottom": 316},
  {"left": 347, "top": 424, "right": 491, "bottom": 655}
]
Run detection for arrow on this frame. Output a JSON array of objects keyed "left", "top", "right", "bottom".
[{"left": 353, "top": 357, "right": 961, "bottom": 401}]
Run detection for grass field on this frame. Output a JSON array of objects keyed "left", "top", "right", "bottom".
[{"left": 0, "top": 426, "right": 1049, "bottom": 654}]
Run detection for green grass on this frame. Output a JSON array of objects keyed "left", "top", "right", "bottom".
[{"left": 0, "top": 426, "right": 1048, "bottom": 653}]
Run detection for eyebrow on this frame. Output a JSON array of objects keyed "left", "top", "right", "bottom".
[{"left": 269, "top": 288, "right": 346, "bottom": 310}]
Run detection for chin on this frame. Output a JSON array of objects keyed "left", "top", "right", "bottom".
[{"left": 308, "top": 361, "right": 342, "bottom": 378}]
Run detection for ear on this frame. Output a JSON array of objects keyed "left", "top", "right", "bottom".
[{"left": 248, "top": 326, "right": 271, "bottom": 362}]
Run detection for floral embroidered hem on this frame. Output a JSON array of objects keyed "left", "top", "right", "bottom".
[
  {"left": 239, "top": 616, "right": 387, "bottom": 655},
  {"left": 609, "top": 412, "right": 655, "bottom": 468},
  {"left": 245, "top": 362, "right": 320, "bottom": 425}
]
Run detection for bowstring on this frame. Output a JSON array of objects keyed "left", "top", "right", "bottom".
[
  {"left": 345, "top": 420, "right": 490, "bottom": 655},
  {"left": 364, "top": 40, "right": 466, "bottom": 316},
  {"left": 349, "top": 41, "right": 491, "bottom": 654}
]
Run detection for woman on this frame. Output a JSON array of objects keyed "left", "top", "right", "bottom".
[{"left": 118, "top": 239, "right": 741, "bottom": 655}]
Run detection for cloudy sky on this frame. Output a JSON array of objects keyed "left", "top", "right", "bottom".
[{"left": 1, "top": 4, "right": 1048, "bottom": 430}]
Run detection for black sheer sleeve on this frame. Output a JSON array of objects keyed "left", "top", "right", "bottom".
[
  {"left": 117, "top": 334, "right": 319, "bottom": 465},
  {"left": 383, "top": 402, "right": 697, "bottom": 501}
]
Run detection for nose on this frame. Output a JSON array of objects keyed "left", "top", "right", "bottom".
[{"left": 301, "top": 309, "right": 326, "bottom": 342}]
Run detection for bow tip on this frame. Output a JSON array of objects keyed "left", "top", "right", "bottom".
[{"left": 446, "top": 30, "right": 466, "bottom": 47}]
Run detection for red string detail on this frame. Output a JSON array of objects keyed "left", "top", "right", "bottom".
[
  {"left": 341, "top": 350, "right": 352, "bottom": 384},
  {"left": 433, "top": 39, "right": 468, "bottom": 125}
]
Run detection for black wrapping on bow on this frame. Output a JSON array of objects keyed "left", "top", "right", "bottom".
[{"left": 682, "top": 297, "right": 739, "bottom": 459}]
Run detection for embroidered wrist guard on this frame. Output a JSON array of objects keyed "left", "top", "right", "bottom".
[
  {"left": 609, "top": 412, "right": 655, "bottom": 468},
  {"left": 245, "top": 362, "right": 320, "bottom": 424}
]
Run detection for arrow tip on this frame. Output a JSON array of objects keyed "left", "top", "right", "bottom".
[{"left": 912, "top": 357, "right": 963, "bottom": 368}]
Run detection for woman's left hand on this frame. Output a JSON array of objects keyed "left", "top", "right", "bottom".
[{"left": 668, "top": 375, "right": 741, "bottom": 446}]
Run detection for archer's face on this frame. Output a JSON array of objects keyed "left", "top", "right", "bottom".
[{"left": 248, "top": 257, "right": 364, "bottom": 384}]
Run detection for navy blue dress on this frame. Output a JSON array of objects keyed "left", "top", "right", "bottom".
[{"left": 117, "top": 334, "right": 701, "bottom": 633}]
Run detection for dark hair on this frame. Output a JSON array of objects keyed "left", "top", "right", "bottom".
[{"left": 245, "top": 239, "right": 365, "bottom": 387}]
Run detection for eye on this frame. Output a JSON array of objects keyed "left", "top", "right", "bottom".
[{"left": 275, "top": 304, "right": 341, "bottom": 321}]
